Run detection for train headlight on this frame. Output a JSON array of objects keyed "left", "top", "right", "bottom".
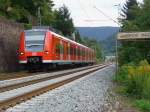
[
  {"left": 45, "top": 51, "right": 49, "bottom": 55},
  {"left": 20, "top": 52, "right": 24, "bottom": 55}
]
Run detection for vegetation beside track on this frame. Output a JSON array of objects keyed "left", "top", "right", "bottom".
[
  {"left": 114, "top": 60, "right": 150, "bottom": 112},
  {"left": 114, "top": 0, "right": 150, "bottom": 111}
]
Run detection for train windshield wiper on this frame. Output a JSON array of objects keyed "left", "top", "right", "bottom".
[{"left": 26, "top": 44, "right": 43, "bottom": 47}]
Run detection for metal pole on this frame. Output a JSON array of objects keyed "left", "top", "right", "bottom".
[
  {"left": 115, "top": 38, "right": 118, "bottom": 74},
  {"left": 114, "top": 4, "right": 121, "bottom": 74},
  {"left": 38, "top": 7, "right": 41, "bottom": 26}
]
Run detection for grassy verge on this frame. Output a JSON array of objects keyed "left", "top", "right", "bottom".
[
  {"left": 114, "top": 85, "right": 150, "bottom": 112},
  {"left": 113, "top": 60, "right": 150, "bottom": 112}
]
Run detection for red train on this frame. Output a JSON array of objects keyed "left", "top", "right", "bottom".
[{"left": 18, "top": 28, "right": 96, "bottom": 70}]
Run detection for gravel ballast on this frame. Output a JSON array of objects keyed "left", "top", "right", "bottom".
[{"left": 6, "top": 65, "right": 115, "bottom": 112}]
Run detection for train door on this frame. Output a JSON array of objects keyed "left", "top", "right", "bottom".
[
  {"left": 70, "top": 44, "right": 73, "bottom": 61},
  {"left": 73, "top": 44, "right": 76, "bottom": 61},
  {"left": 60, "top": 40, "right": 63, "bottom": 61},
  {"left": 54, "top": 38, "right": 61, "bottom": 61},
  {"left": 81, "top": 47, "right": 83, "bottom": 62},
  {"left": 77, "top": 46, "right": 80, "bottom": 61},
  {"left": 79, "top": 47, "right": 81, "bottom": 61},
  {"left": 68, "top": 43, "right": 70, "bottom": 61},
  {"left": 74, "top": 45, "right": 76, "bottom": 61},
  {"left": 63, "top": 41, "right": 67, "bottom": 61},
  {"left": 76, "top": 46, "right": 78, "bottom": 61}
]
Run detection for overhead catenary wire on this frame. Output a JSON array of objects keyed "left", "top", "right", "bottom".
[
  {"left": 84, "top": 19, "right": 111, "bottom": 22},
  {"left": 60, "top": 0, "right": 120, "bottom": 25},
  {"left": 93, "top": 5, "right": 120, "bottom": 25},
  {"left": 78, "top": 0, "right": 120, "bottom": 25}
]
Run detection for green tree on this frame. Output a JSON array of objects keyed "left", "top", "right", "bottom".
[
  {"left": 121, "top": 0, "right": 138, "bottom": 21},
  {"left": 121, "top": 0, "right": 141, "bottom": 32},
  {"left": 0, "top": 0, "right": 54, "bottom": 25},
  {"left": 118, "top": 0, "right": 147, "bottom": 65},
  {"left": 75, "top": 30, "right": 83, "bottom": 43},
  {"left": 136, "top": 0, "right": 150, "bottom": 31},
  {"left": 52, "top": 5, "right": 75, "bottom": 36},
  {"left": 0, "top": 0, "right": 12, "bottom": 17}
]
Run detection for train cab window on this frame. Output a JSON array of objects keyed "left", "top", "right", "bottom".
[{"left": 25, "top": 31, "right": 45, "bottom": 52}]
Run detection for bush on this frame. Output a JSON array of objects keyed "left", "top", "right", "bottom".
[
  {"left": 134, "top": 100, "right": 150, "bottom": 112},
  {"left": 116, "top": 60, "right": 150, "bottom": 99},
  {"left": 114, "top": 65, "right": 129, "bottom": 84},
  {"left": 24, "top": 23, "right": 32, "bottom": 30},
  {"left": 127, "top": 60, "right": 150, "bottom": 98}
]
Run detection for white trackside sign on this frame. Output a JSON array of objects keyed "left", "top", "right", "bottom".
[{"left": 117, "top": 32, "right": 150, "bottom": 40}]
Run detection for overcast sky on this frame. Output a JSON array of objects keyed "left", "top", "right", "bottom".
[{"left": 54, "top": 0, "right": 143, "bottom": 27}]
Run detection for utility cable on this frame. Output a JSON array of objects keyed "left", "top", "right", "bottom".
[{"left": 93, "top": 5, "right": 120, "bottom": 25}]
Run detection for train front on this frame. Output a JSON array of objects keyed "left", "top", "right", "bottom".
[{"left": 18, "top": 29, "right": 51, "bottom": 67}]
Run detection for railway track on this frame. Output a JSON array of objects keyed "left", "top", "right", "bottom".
[
  {"left": 0, "top": 64, "right": 110, "bottom": 111},
  {"left": 0, "top": 64, "right": 102, "bottom": 93}
]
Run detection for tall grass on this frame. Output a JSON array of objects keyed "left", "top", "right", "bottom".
[{"left": 115, "top": 60, "right": 150, "bottom": 99}]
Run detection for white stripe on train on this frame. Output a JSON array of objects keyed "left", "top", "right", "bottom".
[{"left": 19, "top": 60, "right": 94, "bottom": 64}]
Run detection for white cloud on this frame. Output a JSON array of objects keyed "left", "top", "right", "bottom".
[{"left": 53, "top": 0, "right": 143, "bottom": 27}]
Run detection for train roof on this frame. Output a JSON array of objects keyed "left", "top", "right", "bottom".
[
  {"left": 24, "top": 29, "right": 94, "bottom": 52},
  {"left": 50, "top": 31, "right": 92, "bottom": 50}
]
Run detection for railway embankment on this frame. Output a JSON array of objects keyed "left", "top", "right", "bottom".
[
  {"left": 0, "top": 17, "right": 23, "bottom": 72},
  {"left": 4, "top": 64, "right": 115, "bottom": 112},
  {"left": 0, "top": 64, "right": 140, "bottom": 112}
]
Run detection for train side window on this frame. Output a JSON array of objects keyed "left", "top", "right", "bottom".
[
  {"left": 78, "top": 48, "right": 80, "bottom": 56},
  {"left": 56, "top": 43, "right": 60, "bottom": 54},
  {"left": 55, "top": 43, "right": 63, "bottom": 54},
  {"left": 61, "top": 44, "right": 63, "bottom": 54},
  {"left": 70, "top": 46, "right": 72, "bottom": 55},
  {"left": 83, "top": 49, "right": 85, "bottom": 57},
  {"left": 66, "top": 46, "right": 68, "bottom": 55},
  {"left": 76, "top": 48, "right": 78, "bottom": 56},
  {"left": 72, "top": 47, "right": 75, "bottom": 55},
  {"left": 68, "top": 46, "right": 70, "bottom": 55},
  {"left": 81, "top": 49, "right": 83, "bottom": 56},
  {"left": 74, "top": 48, "right": 76, "bottom": 56},
  {"left": 80, "top": 49, "right": 82, "bottom": 56}
]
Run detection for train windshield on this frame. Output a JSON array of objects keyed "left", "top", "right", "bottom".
[{"left": 25, "top": 31, "right": 45, "bottom": 52}]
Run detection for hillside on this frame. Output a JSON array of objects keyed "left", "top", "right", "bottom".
[
  {"left": 101, "top": 34, "right": 116, "bottom": 56},
  {"left": 76, "top": 27, "right": 119, "bottom": 55},
  {"left": 76, "top": 27, "right": 119, "bottom": 41}
]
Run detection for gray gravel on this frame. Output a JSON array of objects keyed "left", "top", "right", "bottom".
[{"left": 6, "top": 64, "right": 115, "bottom": 112}]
